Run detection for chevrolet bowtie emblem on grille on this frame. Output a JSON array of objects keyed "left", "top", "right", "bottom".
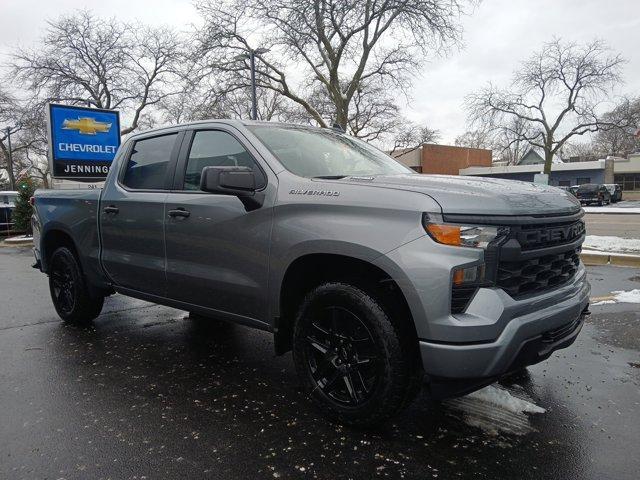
[{"left": 62, "top": 117, "right": 112, "bottom": 135}]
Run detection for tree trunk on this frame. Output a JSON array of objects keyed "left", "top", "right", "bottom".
[
  {"left": 335, "top": 103, "right": 348, "bottom": 131},
  {"left": 543, "top": 149, "right": 553, "bottom": 175}
]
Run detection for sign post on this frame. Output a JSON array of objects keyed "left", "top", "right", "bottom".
[{"left": 46, "top": 103, "right": 120, "bottom": 181}]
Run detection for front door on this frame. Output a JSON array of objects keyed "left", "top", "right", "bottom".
[
  {"left": 100, "top": 132, "right": 182, "bottom": 296},
  {"left": 164, "top": 128, "right": 275, "bottom": 322}
]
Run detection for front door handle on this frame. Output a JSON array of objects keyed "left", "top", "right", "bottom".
[
  {"left": 103, "top": 205, "right": 119, "bottom": 214},
  {"left": 168, "top": 208, "right": 190, "bottom": 218}
]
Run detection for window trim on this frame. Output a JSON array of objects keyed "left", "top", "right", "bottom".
[
  {"left": 172, "top": 127, "right": 268, "bottom": 192},
  {"left": 117, "top": 131, "right": 185, "bottom": 193}
]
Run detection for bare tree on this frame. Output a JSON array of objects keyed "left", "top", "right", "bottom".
[
  {"left": 0, "top": 88, "right": 20, "bottom": 188},
  {"left": 389, "top": 123, "right": 440, "bottom": 157},
  {"left": 454, "top": 127, "right": 494, "bottom": 150},
  {"left": 11, "top": 11, "right": 184, "bottom": 135},
  {"left": 193, "top": 0, "right": 469, "bottom": 130},
  {"left": 0, "top": 97, "right": 52, "bottom": 188},
  {"left": 466, "top": 39, "right": 626, "bottom": 175},
  {"left": 593, "top": 96, "right": 640, "bottom": 156}
]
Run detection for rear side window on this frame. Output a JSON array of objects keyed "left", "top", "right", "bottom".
[
  {"left": 183, "top": 130, "right": 264, "bottom": 190},
  {"left": 122, "top": 134, "right": 178, "bottom": 190}
]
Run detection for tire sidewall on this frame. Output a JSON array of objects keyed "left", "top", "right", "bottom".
[
  {"left": 293, "top": 282, "right": 410, "bottom": 424},
  {"left": 48, "top": 247, "right": 90, "bottom": 322}
]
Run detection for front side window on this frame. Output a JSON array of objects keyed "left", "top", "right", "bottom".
[
  {"left": 249, "top": 125, "right": 412, "bottom": 178},
  {"left": 122, "top": 133, "right": 178, "bottom": 190},
  {"left": 184, "top": 130, "right": 263, "bottom": 190}
]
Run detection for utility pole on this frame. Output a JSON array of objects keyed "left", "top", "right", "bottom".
[
  {"left": 235, "top": 47, "right": 270, "bottom": 121},
  {"left": 249, "top": 50, "right": 257, "bottom": 121},
  {"left": 3, "top": 125, "right": 20, "bottom": 190}
]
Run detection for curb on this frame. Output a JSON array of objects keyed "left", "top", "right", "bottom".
[
  {"left": 581, "top": 251, "right": 640, "bottom": 267},
  {"left": 583, "top": 211, "right": 640, "bottom": 215},
  {"left": 0, "top": 241, "right": 33, "bottom": 247},
  {"left": 1, "top": 236, "right": 33, "bottom": 247}
]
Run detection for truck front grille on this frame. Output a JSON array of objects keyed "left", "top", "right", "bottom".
[{"left": 497, "top": 247, "right": 581, "bottom": 298}]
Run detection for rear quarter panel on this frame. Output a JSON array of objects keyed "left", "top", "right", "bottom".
[{"left": 34, "top": 188, "right": 107, "bottom": 289}]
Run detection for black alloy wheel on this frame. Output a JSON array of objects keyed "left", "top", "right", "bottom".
[
  {"left": 303, "top": 305, "right": 381, "bottom": 406},
  {"left": 50, "top": 253, "right": 76, "bottom": 316},
  {"left": 293, "top": 282, "right": 422, "bottom": 426},
  {"left": 48, "top": 247, "right": 104, "bottom": 324}
]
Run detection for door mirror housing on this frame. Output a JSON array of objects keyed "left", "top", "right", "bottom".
[{"left": 200, "top": 166, "right": 256, "bottom": 196}]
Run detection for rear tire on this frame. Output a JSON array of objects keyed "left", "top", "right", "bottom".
[
  {"left": 292, "top": 282, "right": 422, "bottom": 427},
  {"left": 48, "top": 247, "right": 104, "bottom": 324}
]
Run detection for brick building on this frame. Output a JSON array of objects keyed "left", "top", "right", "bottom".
[{"left": 392, "top": 144, "right": 492, "bottom": 174}]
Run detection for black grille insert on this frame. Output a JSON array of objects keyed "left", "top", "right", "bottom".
[
  {"left": 497, "top": 247, "right": 581, "bottom": 298},
  {"left": 451, "top": 286, "right": 477, "bottom": 314}
]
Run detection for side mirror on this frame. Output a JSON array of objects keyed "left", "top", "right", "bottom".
[{"left": 200, "top": 166, "right": 256, "bottom": 196}]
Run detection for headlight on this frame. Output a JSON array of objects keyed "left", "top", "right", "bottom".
[{"left": 424, "top": 220, "right": 504, "bottom": 249}]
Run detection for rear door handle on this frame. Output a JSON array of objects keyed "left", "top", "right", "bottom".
[
  {"left": 168, "top": 208, "right": 190, "bottom": 218},
  {"left": 103, "top": 205, "right": 119, "bottom": 214}
]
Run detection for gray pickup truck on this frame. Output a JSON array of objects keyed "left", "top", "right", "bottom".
[{"left": 32, "top": 120, "right": 590, "bottom": 426}]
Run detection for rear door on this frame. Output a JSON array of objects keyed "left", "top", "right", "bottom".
[
  {"left": 163, "top": 126, "right": 276, "bottom": 322},
  {"left": 100, "top": 131, "right": 184, "bottom": 296}
]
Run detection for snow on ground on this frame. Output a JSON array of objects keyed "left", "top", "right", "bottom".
[
  {"left": 583, "top": 235, "right": 640, "bottom": 254},
  {"left": 592, "top": 289, "right": 640, "bottom": 306},
  {"left": 612, "top": 289, "right": 640, "bottom": 303},
  {"left": 445, "top": 385, "right": 546, "bottom": 436},
  {"left": 583, "top": 207, "right": 640, "bottom": 214},
  {"left": 466, "top": 385, "right": 546, "bottom": 414}
]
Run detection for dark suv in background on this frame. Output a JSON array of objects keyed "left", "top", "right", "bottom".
[{"left": 576, "top": 184, "right": 611, "bottom": 206}]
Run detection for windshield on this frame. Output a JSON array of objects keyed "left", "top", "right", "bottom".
[{"left": 249, "top": 125, "right": 413, "bottom": 178}]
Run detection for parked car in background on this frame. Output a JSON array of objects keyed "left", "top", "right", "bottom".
[
  {"left": 576, "top": 184, "right": 610, "bottom": 206},
  {"left": 0, "top": 191, "right": 18, "bottom": 233},
  {"left": 568, "top": 185, "right": 579, "bottom": 197},
  {"left": 603, "top": 184, "right": 622, "bottom": 203}
]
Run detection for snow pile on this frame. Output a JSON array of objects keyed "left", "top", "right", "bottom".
[
  {"left": 583, "top": 235, "right": 640, "bottom": 254},
  {"left": 445, "top": 385, "right": 546, "bottom": 436},
  {"left": 583, "top": 207, "right": 640, "bottom": 214},
  {"left": 612, "top": 289, "right": 640, "bottom": 304},
  {"left": 466, "top": 385, "right": 546, "bottom": 414},
  {"left": 592, "top": 289, "right": 640, "bottom": 306}
]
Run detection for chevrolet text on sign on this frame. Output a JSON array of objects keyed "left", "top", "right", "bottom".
[{"left": 47, "top": 104, "right": 121, "bottom": 179}]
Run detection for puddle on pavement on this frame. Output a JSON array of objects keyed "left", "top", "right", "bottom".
[{"left": 443, "top": 385, "right": 546, "bottom": 436}]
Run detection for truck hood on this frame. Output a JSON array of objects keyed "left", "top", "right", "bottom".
[{"left": 344, "top": 174, "right": 581, "bottom": 216}]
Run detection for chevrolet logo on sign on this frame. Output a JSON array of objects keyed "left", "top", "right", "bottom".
[{"left": 62, "top": 117, "right": 112, "bottom": 135}]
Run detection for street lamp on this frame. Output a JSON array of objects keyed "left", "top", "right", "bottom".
[{"left": 234, "top": 47, "right": 270, "bottom": 121}]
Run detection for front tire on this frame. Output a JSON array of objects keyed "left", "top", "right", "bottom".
[
  {"left": 293, "top": 282, "right": 421, "bottom": 427},
  {"left": 48, "top": 247, "right": 104, "bottom": 324}
]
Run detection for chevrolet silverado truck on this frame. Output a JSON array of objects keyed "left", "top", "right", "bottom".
[{"left": 32, "top": 120, "right": 590, "bottom": 426}]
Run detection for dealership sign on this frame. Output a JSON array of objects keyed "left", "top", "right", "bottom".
[{"left": 47, "top": 103, "right": 121, "bottom": 179}]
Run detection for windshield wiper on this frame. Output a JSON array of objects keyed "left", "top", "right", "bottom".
[{"left": 311, "top": 175, "right": 348, "bottom": 179}]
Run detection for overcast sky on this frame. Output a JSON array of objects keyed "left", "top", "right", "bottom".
[{"left": 1, "top": 0, "right": 638, "bottom": 143}]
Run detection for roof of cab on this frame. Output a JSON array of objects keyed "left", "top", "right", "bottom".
[
  {"left": 123, "top": 119, "right": 328, "bottom": 141},
  {"left": 122, "top": 119, "right": 341, "bottom": 143}
]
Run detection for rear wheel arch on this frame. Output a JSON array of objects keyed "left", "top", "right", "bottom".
[{"left": 42, "top": 229, "right": 79, "bottom": 273}]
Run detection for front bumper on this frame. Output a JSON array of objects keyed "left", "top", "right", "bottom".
[
  {"left": 375, "top": 233, "right": 590, "bottom": 394},
  {"left": 418, "top": 266, "right": 589, "bottom": 380}
]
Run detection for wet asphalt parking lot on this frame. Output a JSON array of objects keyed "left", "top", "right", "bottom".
[{"left": 1, "top": 246, "right": 639, "bottom": 480}]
